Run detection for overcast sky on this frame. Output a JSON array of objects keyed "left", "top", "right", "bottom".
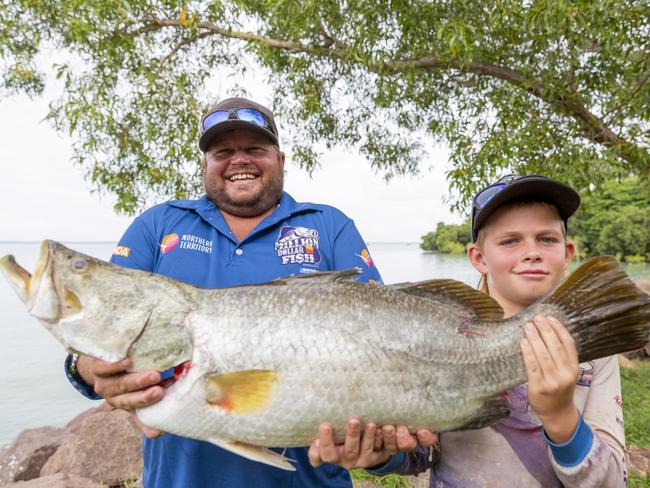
[{"left": 0, "top": 86, "right": 462, "bottom": 243}]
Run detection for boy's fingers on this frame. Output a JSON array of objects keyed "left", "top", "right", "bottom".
[
  {"left": 307, "top": 439, "right": 323, "bottom": 467},
  {"left": 521, "top": 335, "right": 542, "bottom": 382},
  {"left": 533, "top": 316, "right": 567, "bottom": 365},
  {"left": 359, "top": 422, "right": 377, "bottom": 457},
  {"left": 396, "top": 426, "right": 417, "bottom": 452},
  {"left": 416, "top": 429, "right": 437, "bottom": 447},
  {"left": 382, "top": 425, "right": 398, "bottom": 454},
  {"left": 524, "top": 321, "right": 557, "bottom": 379},
  {"left": 373, "top": 428, "right": 383, "bottom": 451},
  {"left": 341, "top": 418, "right": 361, "bottom": 463},
  {"left": 546, "top": 316, "right": 579, "bottom": 366},
  {"left": 316, "top": 424, "right": 338, "bottom": 464}
]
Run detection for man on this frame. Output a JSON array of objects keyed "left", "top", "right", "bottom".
[{"left": 64, "top": 97, "right": 384, "bottom": 487}]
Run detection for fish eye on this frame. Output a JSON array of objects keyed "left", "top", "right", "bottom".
[{"left": 72, "top": 259, "right": 87, "bottom": 272}]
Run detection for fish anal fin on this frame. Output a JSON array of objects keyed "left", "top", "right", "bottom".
[
  {"left": 455, "top": 395, "right": 510, "bottom": 431},
  {"left": 205, "top": 369, "right": 280, "bottom": 414},
  {"left": 390, "top": 279, "right": 503, "bottom": 320},
  {"left": 206, "top": 438, "right": 296, "bottom": 471}
]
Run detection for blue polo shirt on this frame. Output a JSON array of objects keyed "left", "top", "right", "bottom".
[{"left": 90, "top": 192, "right": 382, "bottom": 487}]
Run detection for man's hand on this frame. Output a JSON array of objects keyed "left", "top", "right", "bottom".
[
  {"left": 77, "top": 355, "right": 166, "bottom": 438},
  {"left": 521, "top": 315, "right": 580, "bottom": 443},
  {"left": 307, "top": 417, "right": 437, "bottom": 470}
]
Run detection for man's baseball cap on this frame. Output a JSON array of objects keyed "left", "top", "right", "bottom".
[
  {"left": 199, "top": 97, "right": 279, "bottom": 151},
  {"left": 471, "top": 175, "right": 580, "bottom": 241}
]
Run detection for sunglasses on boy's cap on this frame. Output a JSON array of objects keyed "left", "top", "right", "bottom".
[
  {"left": 198, "top": 97, "right": 279, "bottom": 151},
  {"left": 471, "top": 174, "right": 580, "bottom": 242}
]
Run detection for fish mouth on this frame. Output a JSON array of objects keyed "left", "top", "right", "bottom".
[
  {"left": 1, "top": 241, "right": 82, "bottom": 322},
  {"left": 0, "top": 254, "right": 32, "bottom": 303},
  {"left": 0, "top": 240, "right": 52, "bottom": 309}
]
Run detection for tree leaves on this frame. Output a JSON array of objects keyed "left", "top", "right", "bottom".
[{"left": 0, "top": 0, "right": 648, "bottom": 214}]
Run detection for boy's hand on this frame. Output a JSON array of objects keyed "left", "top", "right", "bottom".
[
  {"left": 521, "top": 315, "right": 580, "bottom": 443},
  {"left": 307, "top": 418, "right": 437, "bottom": 469}
]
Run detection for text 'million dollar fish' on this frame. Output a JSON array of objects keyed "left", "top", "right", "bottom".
[{"left": 1, "top": 241, "right": 649, "bottom": 470}]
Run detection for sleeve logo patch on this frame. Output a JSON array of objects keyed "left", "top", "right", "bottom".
[
  {"left": 355, "top": 248, "right": 374, "bottom": 267},
  {"left": 113, "top": 246, "right": 131, "bottom": 257}
]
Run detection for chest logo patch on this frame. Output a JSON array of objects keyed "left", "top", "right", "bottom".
[
  {"left": 275, "top": 226, "right": 321, "bottom": 267},
  {"left": 160, "top": 233, "right": 180, "bottom": 254},
  {"left": 160, "top": 233, "right": 213, "bottom": 255}
]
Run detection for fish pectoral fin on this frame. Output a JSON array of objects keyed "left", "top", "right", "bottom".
[
  {"left": 205, "top": 369, "right": 280, "bottom": 414},
  {"left": 456, "top": 395, "right": 510, "bottom": 431},
  {"left": 206, "top": 438, "right": 296, "bottom": 471}
]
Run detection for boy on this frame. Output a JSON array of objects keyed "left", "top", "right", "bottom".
[{"left": 309, "top": 175, "right": 627, "bottom": 486}]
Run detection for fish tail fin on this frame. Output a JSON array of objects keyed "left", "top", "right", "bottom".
[{"left": 543, "top": 256, "right": 650, "bottom": 363}]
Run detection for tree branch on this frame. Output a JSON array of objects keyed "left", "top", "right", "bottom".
[
  {"left": 158, "top": 30, "right": 214, "bottom": 69},
  {"left": 124, "top": 17, "right": 649, "bottom": 172}
]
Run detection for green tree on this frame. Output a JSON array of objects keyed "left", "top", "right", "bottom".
[
  {"left": 2, "top": 0, "right": 649, "bottom": 213},
  {"left": 420, "top": 220, "right": 470, "bottom": 254},
  {"left": 420, "top": 230, "right": 438, "bottom": 251},
  {"left": 572, "top": 176, "right": 650, "bottom": 260}
]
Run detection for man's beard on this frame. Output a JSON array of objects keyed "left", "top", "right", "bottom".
[{"left": 204, "top": 164, "right": 284, "bottom": 217}]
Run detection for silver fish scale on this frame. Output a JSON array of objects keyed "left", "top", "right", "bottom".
[{"left": 138, "top": 279, "right": 534, "bottom": 446}]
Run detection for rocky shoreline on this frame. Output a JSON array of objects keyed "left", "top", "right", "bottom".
[{"left": 0, "top": 403, "right": 142, "bottom": 487}]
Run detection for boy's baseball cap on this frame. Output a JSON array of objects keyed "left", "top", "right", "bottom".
[
  {"left": 471, "top": 175, "right": 580, "bottom": 241},
  {"left": 199, "top": 97, "right": 279, "bottom": 151}
]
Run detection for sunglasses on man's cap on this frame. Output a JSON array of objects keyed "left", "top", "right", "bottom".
[
  {"left": 202, "top": 108, "right": 277, "bottom": 137},
  {"left": 199, "top": 100, "right": 279, "bottom": 151}
]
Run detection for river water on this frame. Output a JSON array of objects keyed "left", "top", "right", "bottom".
[{"left": 0, "top": 242, "right": 647, "bottom": 445}]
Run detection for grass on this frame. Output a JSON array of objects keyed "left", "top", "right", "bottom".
[
  {"left": 351, "top": 469, "right": 412, "bottom": 488},
  {"left": 621, "top": 361, "right": 650, "bottom": 447},
  {"left": 621, "top": 360, "right": 650, "bottom": 488}
]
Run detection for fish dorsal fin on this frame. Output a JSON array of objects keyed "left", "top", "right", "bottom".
[
  {"left": 271, "top": 268, "right": 361, "bottom": 284},
  {"left": 389, "top": 279, "right": 504, "bottom": 320},
  {"left": 204, "top": 369, "right": 280, "bottom": 414},
  {"left": 232, "top": 268, "right": 362, "bottom": 288}
]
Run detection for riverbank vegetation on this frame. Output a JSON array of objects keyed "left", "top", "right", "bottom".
[{"left": 421, "top": 176, "right": 650, "bottom": 263}]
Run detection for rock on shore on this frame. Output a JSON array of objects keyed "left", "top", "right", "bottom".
[{"left": 0, "top": 403, "right": 142, "bottom": 487}]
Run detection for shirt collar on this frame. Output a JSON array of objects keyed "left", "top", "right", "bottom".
[{"left": 166, "top": 192, "right": 321, "bottom": 241}]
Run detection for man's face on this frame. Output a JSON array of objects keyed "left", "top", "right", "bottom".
[
  {"left": 201, "top": 129, "right": 285, "bottom": 217},
  {"left": 468, "top": 203, "right": 575, "bottom": 316}
]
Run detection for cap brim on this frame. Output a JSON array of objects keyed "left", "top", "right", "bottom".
[
  {"left": 199, "top": 121, "right": 278, "bottom": 151},
  {"left": 473, "top": 177, "right": 580, "bottom": 240}
]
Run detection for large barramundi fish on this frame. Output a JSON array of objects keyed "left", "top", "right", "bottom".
[{"left": 1, "top": 241, "right": 649, "bottom": 470}]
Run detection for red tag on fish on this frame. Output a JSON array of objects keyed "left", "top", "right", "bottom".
[{"left": 173, "top": 361, "right": 193, "bottom": 380}]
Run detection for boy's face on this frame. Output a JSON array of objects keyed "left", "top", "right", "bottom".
[{"left": 468, "top": 203, "right": 575, "bottom": 316}]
